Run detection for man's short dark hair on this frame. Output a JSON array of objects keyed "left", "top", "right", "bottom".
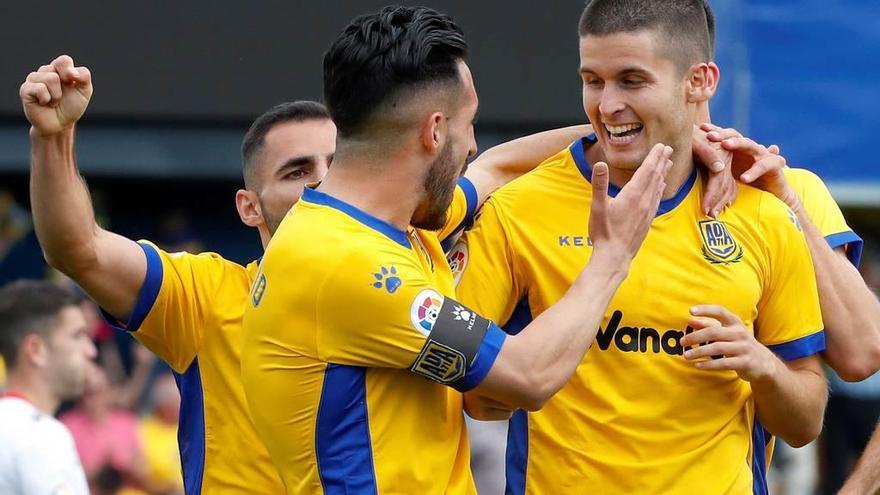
[
  {"left": 0, "top": 280, "right": 79, "bottom": 369},
  {"left": 240, "top": 101, "right": 331, "bottom": 189},
  {"left": 322, "top": 6, "right": 468, "bottom": 139},
  {"left": 579, "top": 0, "right": 712, "bottom": 72}
]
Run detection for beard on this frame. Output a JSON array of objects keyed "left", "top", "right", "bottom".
[
  {"left": 259, "top": 197, "right": 285, "bottom": 236},
  {"left": 412, "top": 139, "right": 459, "bottom": 231}
]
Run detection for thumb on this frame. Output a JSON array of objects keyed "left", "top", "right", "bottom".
[{"left": 591, "top": 161, "right": 610, "bottom": 212}]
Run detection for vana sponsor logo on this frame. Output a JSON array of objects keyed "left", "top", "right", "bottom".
[{"left": 596, "top": 310, "right": 711, "bottom": 356}]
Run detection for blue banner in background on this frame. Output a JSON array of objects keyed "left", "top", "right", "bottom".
[{"left": 710, "top": 0, "right": 880, "bottom": 194}]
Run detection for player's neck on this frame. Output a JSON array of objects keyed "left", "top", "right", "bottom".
[
  {"left": 589, "top": 144, "right": 695, "bottom": 200},
  {"left": 317, "top": 149, "right": 424, "bottom": 231},
  {"left": 4, "top": 372, "right": 60, "bottom": 416}
]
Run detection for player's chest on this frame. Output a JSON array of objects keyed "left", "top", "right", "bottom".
[{"left": 518, "top": 212, "right": 766, "bottom": 320}]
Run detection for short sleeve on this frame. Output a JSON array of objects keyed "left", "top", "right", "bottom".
[
  {"left": 100, "top": 240, "right": 232, "bottom": 372},
  {"left": 451, "top": 199, "right": 522, "bottom": 327},
  {"left": 755, "top": 196, "right": 826, "bottom": 361},
  {"left": 438, "top": 177, "right": 480, "bottom": 248},
  {"left": 785, "top": 167, "right": 863, "bottom": 266},
  {"left": 316, "top": 248, "right": 505, "bottom": 392}
]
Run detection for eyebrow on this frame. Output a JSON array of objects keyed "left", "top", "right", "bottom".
[
  {"left": 276, "top": 156, "right": 316, "bottom": 174},
  {"left": 580, "top": 66, "right": 649, "bottom": 76}
]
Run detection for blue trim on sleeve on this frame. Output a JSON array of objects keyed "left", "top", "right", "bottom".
[
  {"left": 569, "top": 134, "right": 697, "bottom": 216},
  {"left": 439, "top": 177, "right": 480, "bottom": 249},
  {"left": 505, "top": 409, "right": 529, "bottom": 495},
  {"left": 174, "top": 359, "right": 206, "bottom": 495},
  {"left": 99, "top": 241, "right": 164, "bottom": 332},
  {"left": 767, "top": 331, "right": 826, "bottom": 361},
  {"left": 458, "top": 176, "right": 479, "bottom": 225},
  {"left": 452, "top": 323, "right": 507, "bottom": 392},
  {"left": 302, "top": 187, "right": 411, "bottom": 248},
  {"left": 751, "top": 419, "right": 769, "bottom": 495},
  {"left": 825, "top": 231, "right": 864, "bottom": 268},
  {"left": 315, "top": 364, "right": 378, "bottom": 494}
]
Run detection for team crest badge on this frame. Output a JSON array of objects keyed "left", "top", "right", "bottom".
[
  {"left": 446, "top": 242, "right": 468, "bottom": 286},
  {"left": 410, "top": 289, "right": 445, "bottom": 335},
  {"left": 699, "top": 219, "right": 744, "bottom": 264}
]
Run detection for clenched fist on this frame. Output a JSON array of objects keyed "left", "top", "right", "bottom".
[{"left": 20, "top": 55, "right": 93, "bottom": 136}]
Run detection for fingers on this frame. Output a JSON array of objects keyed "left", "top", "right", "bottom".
[
  {"left": 768, "top": 144, "right": 780, "bottom": 155},
  {"left": 20, "top": 80, "right": 52, "bottom": 105},
  {"left": 51, "top": 55, "right": 79, "bottom": 83},
  {"left": 701, "top": 168, "right": 734, "bottom": 217},
  {"left": 692, "top": 129, "right": 726, "bottom": 174},
  {"left": 720, "top": 136, "right": 768, "bottom": 157},
  {"left": 684, "top": 341, "right": 740, "bottom": 361},
  {"left": 690, "top": 305, "right": 740, "bottom": 326},
  {"left": 629, "top": 143, "right": 673, "bottom": 190},
  {"left": 694, "top": 356, "right": 745, "bottom": 371},
  {"left": 740, "top": 155, "right": 786, "bottom": 184}
]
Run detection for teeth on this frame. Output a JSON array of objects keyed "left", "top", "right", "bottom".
[{"left": 604, "top": 123, "right": 642, "bottom": 135}]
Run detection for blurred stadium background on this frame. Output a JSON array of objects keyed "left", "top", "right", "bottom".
[{"left": 0, "top": 1, "right": 877, "bottom": 494}]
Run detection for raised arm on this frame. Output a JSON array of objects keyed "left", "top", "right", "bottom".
[{"left": 22, "top": 55, "right": 146, "bottom": 320}]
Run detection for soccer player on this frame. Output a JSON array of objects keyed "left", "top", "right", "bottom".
[
  {"left": 0, "top": 280, "right": 95, "bottom": 495},
  {"left": 454, "top": 1, "right": 827, "bottom": 493},
  {"left": 240, "top": 6, "right": 679, "bottom": 494},
  {"left": 19, "top": 54, "right": 613, "bottom": 493}
]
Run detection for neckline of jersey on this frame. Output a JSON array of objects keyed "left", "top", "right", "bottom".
[
  {"left": 569, "top": 133, "right": 697, "bottom": 217},
  {"left": 301, "top": 187, "right": 412, "bottom": 248}
]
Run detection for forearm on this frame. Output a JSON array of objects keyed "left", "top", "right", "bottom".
[
  {"left": 29, "top": 127, "right": 101, "bottom": 271},
  {"left": 797, "top": 208, "right": 880, "bottom": 381},
  {"left": 29, "top": 127, "right": 144, "bottom": 319},
  {"left": 466, "top": 124, "right": 591, "bottom": 203},
  {"left": 839, "top": 421, "right": 880, "bottom": 495},
  {"left": 752, "top": 356, "right": 826, "bottom": 447},
  {"left": 491, "top": 250, "right": 628, "bottom": 409}
]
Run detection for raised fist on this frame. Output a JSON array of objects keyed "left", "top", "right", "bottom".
[{"left": 20, "top": 55, "right": 93, "bottom": 136}]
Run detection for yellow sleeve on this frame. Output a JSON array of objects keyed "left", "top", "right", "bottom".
[
  {"left": 437, "top": 177, "right": 480, "bottom": 248},
  {"left": 316, "top": 246, "right": 506, "bottom": 391},
  {"left": 451, "top": 199, "right": 523, "bottom": 327},
  {"left": 755, "top": 196, "right": 825, "bottom": 361},
  {"left": 101, "top": 241, "right": 229, "bottom": 373},
  {"left": 784, "top": 167, "right": 863, "bottom": 266}
]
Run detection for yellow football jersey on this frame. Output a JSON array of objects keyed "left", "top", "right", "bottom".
[
  {"left": 784, "top": 167, "right": 862, "bottom": 266},
  {"left": 241, "top": 178, "right": 504, "bottom": 494},
  {"left": 102, "top": 241, "right": 284, "bottom": 494},
  {"left": 453, "top": 136, "right": 825, "bottom": 495}
]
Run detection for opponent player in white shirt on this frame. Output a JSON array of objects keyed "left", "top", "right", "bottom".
[{"left": 0, "top": 280, "right": 95, "bottom": 495}]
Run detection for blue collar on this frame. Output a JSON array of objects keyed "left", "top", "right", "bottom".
[
  {"left": 569, "top": 134, "right": 697, "bottom": 216},
  {"left": 301, "top": 187, "right": 411, "bottom": 248}
]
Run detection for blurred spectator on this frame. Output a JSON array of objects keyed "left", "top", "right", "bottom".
[
  {"left": 0, "top": 280, "right": 93, "bottom": 494},
  {"left": 0, "top": 190, "right": 30, "bottom": 263},
  {"left": 61, "top": 365, "right": 143, "bottom": 492},
  {"left": 140, "top": 373, "right": 183, "bottom": 495}
]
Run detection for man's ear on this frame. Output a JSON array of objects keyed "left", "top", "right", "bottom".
[
  {"left": 235, "top": 189, "right": 263, "bottom": 228},
  {"left": 419, "top": 111, "right": 446, "bottom": 156},
  {"left": 21, "top": 333, "right": 48, "bottom": 368},
  {"left": 686, "top": 62, "right": 720, "bottom": 103}
]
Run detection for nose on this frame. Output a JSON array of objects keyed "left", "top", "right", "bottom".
[
  {"left": 598, "top": 85, "right": 626, "bottom": 119},
  {"left": 467, "top": 126, "right": 478, "bottom": 158}
]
